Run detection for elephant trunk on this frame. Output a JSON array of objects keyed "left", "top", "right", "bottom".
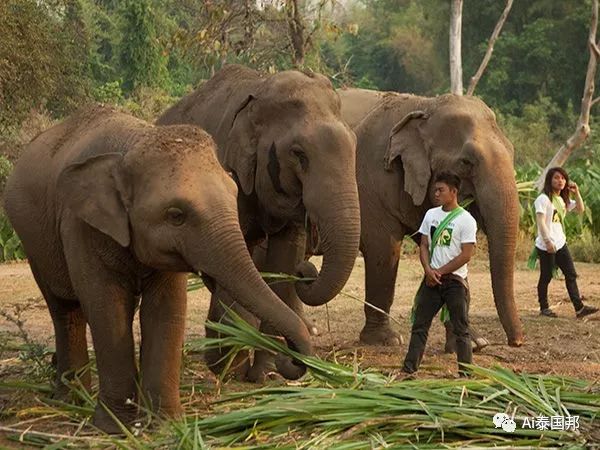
[
  {"left": 477, "top": 178, "right": 524, "bottom": 347},
  {"left": 195, "top": 210, "right": 313, "bottom": 375},
  {"left": 295, "top": 189, "right": 361, "bottom": 306}
]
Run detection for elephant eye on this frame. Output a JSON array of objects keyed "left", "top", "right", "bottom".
[
  {"left": 166, "top": 207, "right": 186, "bottom": 226},
  {"left": 459, "top": 157, "right": 473, "bottom": 167},
  {"left": 292, "top": 148, "right": 308, "bottom": 171}
]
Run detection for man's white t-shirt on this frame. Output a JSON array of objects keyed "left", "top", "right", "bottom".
[
  {"left": 534, "top": 193, "right": 576, "bottom": 251},
  {"left": 418, "top": 206, "right": 477, "bottom": 279}
]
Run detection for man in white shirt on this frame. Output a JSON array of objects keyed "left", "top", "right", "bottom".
[{"left": 402, "top": 171, "right": 477, "bottom": 377}]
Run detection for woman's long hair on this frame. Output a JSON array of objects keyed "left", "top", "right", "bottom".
[{"left": 543, "top": 167, "right": 570, "bottom": 204}]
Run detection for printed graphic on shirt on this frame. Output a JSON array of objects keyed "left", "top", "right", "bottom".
[
  {"left": 552, "top": 209, "right": 560, "bottom": 223},
  {"left": 430, "top": 225, "right": 453, "bottom": 246}
]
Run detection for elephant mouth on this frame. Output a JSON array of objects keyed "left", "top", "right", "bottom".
[
  {"left": 198, "top": 272, "right": 217, "bottom": 293},
  {"left": 464, "top": 200, "right": 486, "bottom": 235}
]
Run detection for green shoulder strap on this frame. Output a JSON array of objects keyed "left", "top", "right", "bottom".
[
  {"left": 429, "top": 206, "right": 465, "bottom": 260},
  {"left": 527, "top": 194, "right": 565, "bottom": 274}
]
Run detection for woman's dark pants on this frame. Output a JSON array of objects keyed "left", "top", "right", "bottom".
[{"left": 537, "top": 245, "right": 583, "bottom": 311}]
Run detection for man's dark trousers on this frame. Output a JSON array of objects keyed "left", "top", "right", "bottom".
[{"left": 403, "top": 275, "right": 472, "bottom": 375}]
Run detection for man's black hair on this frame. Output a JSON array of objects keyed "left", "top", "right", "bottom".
[{"left": 434, "top": 171, "right": 461, "bottom": 192}]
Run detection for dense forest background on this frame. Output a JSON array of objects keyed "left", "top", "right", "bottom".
[{"left": 1, "top": 0, "right": 599, "bottom": 260}]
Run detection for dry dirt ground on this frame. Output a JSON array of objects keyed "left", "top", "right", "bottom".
[
  {"left": 1, "top": 254, "right": 600, "bottom": 447},
  {"left": 1, "top": 254, "right": 599, "bottom": 383}
]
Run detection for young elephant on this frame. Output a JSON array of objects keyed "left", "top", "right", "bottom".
[{"left": 3, "top": 106, "right": 312, "bottom": 433}]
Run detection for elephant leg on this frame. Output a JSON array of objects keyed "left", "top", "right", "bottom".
[
  {"left": 248, "top": 223, "right": 311, "bottom": 383},
  {"left": 29, "top": 261, "right": 90, "bottom": 400},
  {"left": 139, "top": 272, "right": 187, "bottom": 418},
  {"left": 360, "top": 225, "right": 402, "bottom": 346},
  {"left": 84, "top": 289, "right": 138, "bottom": 433},
  {"left": 63, "top": 253, "right": 138, "bottom": 433},
  {"left": 204, "top": 286, "right": 256, "bottom": 380}
]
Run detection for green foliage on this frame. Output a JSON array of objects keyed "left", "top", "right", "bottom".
[
  {"left": 92, "top": 80, "right": 124, "bottom": 104},
  {"left": 470, "top": 2, "right": 590, "bottom": 117},
  {"left": 0, "top": 213, "right": 25, "bottom": 262},
  {"left": 121, "top": 86, "right": 178, "bottom": 122},
  {"left": 322, "top": 0, "right": 446, "bottom": 93},
  {"left": 0, "top": 155, "right": 13, "bottom": 189},
  {"left": 0, "top": 0, "right": 91, "bottom": 132},
  {"left": 119, "top": 0, "right": 169, "bottom": 93}
]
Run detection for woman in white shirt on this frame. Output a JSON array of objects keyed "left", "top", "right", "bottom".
[{"left": 534, "top": 167, "right": 597, "bottom": 318}]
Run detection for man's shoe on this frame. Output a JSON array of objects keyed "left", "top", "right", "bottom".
[
  {"left": 576, "top": 305, "right": 599, "bottom": 319},
  {"left": 540, "top": 308, "right": 558, "bottom": 318},
  {"left": 472, "top": 337, "right": 489, "bottom": 353}
]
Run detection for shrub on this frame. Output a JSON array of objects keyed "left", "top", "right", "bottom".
[
  {"left": 0, "top": 155, "right": 12, "bottom": 189},
  {"left": 0, "top": 213, "right": 25, "bottom": 262},
  {"left": 569, "top": 229, "right": 600, "bottom": 263}
]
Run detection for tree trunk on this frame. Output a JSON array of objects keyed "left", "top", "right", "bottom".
[
  {"left": 449, "top": 0, "right": 463, "bottom": 95},
  {"left": 535, "top": 0, "right": 599, "bottom": 189},
  {"left": 286, "top": 0, "right": 306, "bottom": 67}
]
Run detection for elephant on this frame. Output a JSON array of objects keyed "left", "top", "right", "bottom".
[
  {"left": 157, "top": 65, "right": 360, "bottom": 381},
  {"left": 331, "top": 89, "right": 524, "bottom": 348},
  {"left": 3, "top": 105, "right": 313, "bottom": 433}
]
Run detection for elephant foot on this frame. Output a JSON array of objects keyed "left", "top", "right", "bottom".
[
  {"left": 444, "top": 339, "right": 457, "bottom": 354},
  {"left": 93, "top": 402, "right": 137, "bottom": 434},
  {"left": 359, "top": 324, "right": 401, "bottom": 346},
  {"left": 52, "top": 372, "right": 92, "bottom": 404},
  {"left": 508, "top": 337, "right": 524, "bottom": 347},
  {"left": 205, "top": 348, "right": 251, "bottom": 381},
  {"left": 245, "top": 357, "right": 277, "bottom": 384},
  {"left": 300, "top": 315, "right": 319, "bottom": 336}
]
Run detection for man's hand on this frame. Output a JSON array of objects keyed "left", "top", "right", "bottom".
[
  {"left": 425, "top": 268, "right": 442, "bottom": 286},
  {"left": 545, "top": 239, "right": 557, "bottom": 254}
]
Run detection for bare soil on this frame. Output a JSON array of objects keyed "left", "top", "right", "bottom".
[
  {"left": 1, "top": 255, "right": 599, "bottom": 446},
  {"left": 1, "top": 255, "right": 599, "bottom": 382}
]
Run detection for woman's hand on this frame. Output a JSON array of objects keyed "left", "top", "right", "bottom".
[{"left": 568, "top": 181, "right": 579, "bottom": 194}]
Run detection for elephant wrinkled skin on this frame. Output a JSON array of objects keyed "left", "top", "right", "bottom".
[
  {"left": 158, "top": 65, "right": 360, "bottom": 381},
  {"left": 3, "top": 106, "right": 313, "bottom": 432},
  {"left": 334, "top": 90, "right": 524, "bottom": 348}
]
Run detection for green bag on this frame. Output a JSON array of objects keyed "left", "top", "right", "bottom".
[
  {"left": 527, "top": 195, "right": 565, "bottom": 278},
  {"left": 411, "top": 207, "right": 465, "bottom": 324}
]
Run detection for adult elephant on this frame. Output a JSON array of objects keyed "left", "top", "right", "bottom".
[
  {"left": 335, "top": 90, "right": 524, "bottom": 348},
  {"left": 4, "top": 106, "right": 312, "bottom": 433},
  {"left": 157, "top": 65, "right": 360, "bottom": 380}
]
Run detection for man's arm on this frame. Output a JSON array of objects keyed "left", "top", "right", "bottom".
[
  {"left": 437, "top": 243, "right": 475, "bottom": 275},
  {"left": 420, "top": 235, "right": 441, "bottom": 285}
]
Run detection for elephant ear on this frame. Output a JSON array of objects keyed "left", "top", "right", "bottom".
[
  {"left": 383, "top": 110, "right": 431, "bottom": 206},
  {"left": 57, "top": 153, "right": 131, "bottom": 247},
  {"left": 222, "top": 95, "right": 258, "bottom": 196}
]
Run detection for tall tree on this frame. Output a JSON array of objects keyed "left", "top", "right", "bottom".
[
  {"left": 449, "top": 0, "right": 463, "bottom": 94},
  {"left": 119, "top": 0, "right": 167, "bottom": 93},
  {"left": 536, "top": 0, "right": 599, "bottom": 188}
]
